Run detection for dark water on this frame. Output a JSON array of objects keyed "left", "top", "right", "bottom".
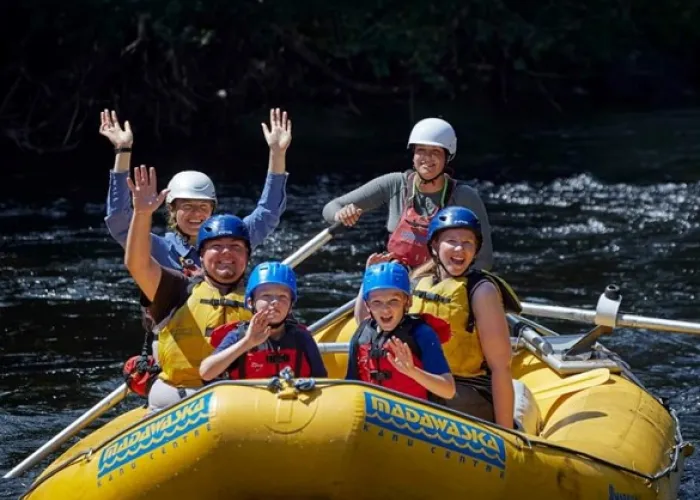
[{"left": 1, "top": 109, "right": 700, "bottom": 499}]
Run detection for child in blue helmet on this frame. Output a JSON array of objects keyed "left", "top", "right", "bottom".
[
  {"left": 346, "top": 261, "right": 455, "bottom": 401},
  {"left": 200, "top": 261, "right": 327, "bottom": 381},
  {"left": 410, "top": 206, "right": 521, "bottom": 429}
]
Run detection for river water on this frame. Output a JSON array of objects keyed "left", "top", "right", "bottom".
[{"left": 1, "top": 108, "right": 699, "bottom": 498}]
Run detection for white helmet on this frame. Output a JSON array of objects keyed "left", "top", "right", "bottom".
[
  {"left": 407, "top": 118, "right": 457, "bottom": 158},
  {"left": 165, "top": 171, "right": 217, "bottom": 205}
]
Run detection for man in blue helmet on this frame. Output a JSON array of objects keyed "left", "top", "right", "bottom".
[
  {"left": 346, "top": 261, "right": 456, "bottom": 401},
  {"left": 199, "top": 261, "right": 327, "bottom": 381},
  {"left": 124, "top": 165, "right": 253, "bottom": 412}
]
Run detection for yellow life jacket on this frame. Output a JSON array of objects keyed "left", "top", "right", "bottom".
[
  {"left": 156, "top": 278, "right": 252, "bottom": 387},
  {"left": 409, "top": 270, "right": 521, "bottom": 378}
]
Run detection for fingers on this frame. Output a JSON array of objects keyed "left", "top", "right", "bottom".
[
  {"left": 149, "top": 166, "right": 157, "bottom": 188},
  {"left": 156, "top": 189, "right": 170, "bottom": 206},
  {"left": 388, "top": 337, "right": 411, "bottom": 362},
  {"left": 335, "top": 204, "right": 363, "bottom": 226},
  {"left": 111, "top": 110, "right": 119, "bottom": 126},
  {"left": 261, "top": 122, "right": 270, "bottom": 137},
  {"left": 124, "top": 120, "right": 132, "bottom": 134}
]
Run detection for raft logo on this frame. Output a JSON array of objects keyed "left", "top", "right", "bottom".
[
  {"left": 97, "top": 392, "right": 212, "bottom": 479},
  {"left": 608, "top": 485, "right": 640, "bottom": 500},
  {"left": 363, "top": 393, "right": 506, "bottom": 470}
]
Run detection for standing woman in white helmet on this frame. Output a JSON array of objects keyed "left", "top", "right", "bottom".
[
  {"left": 100, "top": 108, "right": 291, "bottom": 273},
  {"left": 322, "top": 117, "right": 493, "bottom": 270}
]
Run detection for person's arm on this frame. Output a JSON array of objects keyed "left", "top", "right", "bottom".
[
  {"left": 354, "top": 252, "right": 398, "bottom": 323},
  {"left": 472, "top": 281, "right": 514, "bottom": 429},
  {"left": 243, "top": 109, "right": 292, "bottom": 249},
  {"left": 101, "top": 111, "right": 176, "bottom": 267},
  {"left": 301, "top": 333, "right": 328, "bottom": 377},
  {"left": 401, "top": 326, "right": 456, "bottom": 400},
  {"left": 124, "top": 166, "right": 169, "bottom": 302},
  {"left": 322, "top": 172, "right": 403, "bottom": 225},
  {"left": 453, "top": 184, "right": 494, "bottom": 271},
  {"left": 200, "top": 311, "right": 272, "bottom": 380},
  {"left": 344, "top": 338, "right": 359, "bottom": 380},
  {"left": 101, "top": 109, "right": 134, "bottom": 247},
  {"left": 199, "top": 331, "right": 248, "bottom": 381}
]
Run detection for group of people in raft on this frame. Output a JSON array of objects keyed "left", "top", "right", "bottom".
[{"left": 100, "top": 107, "right": 522, "bottom": 430}]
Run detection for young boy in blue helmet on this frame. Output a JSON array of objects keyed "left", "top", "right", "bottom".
[
  {"left": 200, "top": 261, "right": 327, "bottom": 381},
  {"left": 346, "top": 261, "right": 456, "bottom": 401}
]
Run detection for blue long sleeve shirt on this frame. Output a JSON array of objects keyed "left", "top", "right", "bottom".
[{"left": 105, "top": 170, "right": 288, "bottom": 270}]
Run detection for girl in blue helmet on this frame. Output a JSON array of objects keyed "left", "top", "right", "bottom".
[
  {"left": 200, "top": 261, "right": 327, "bottom": 381},
  {"left": 346, "top": 261, "right": 456, "bottom": 401},
  {"left": 410, "top": 206, "right": 521, "bottom": 428}
]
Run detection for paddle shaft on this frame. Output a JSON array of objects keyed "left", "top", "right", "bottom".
[
  {"left": 2, "top": 223, "right": 345, "bottom": 480},
  {"left": 3, "top": 383, "right": 129, "bottom": 479},
  {"left": 281, "top": 222, "right": 343, "bottom": 269},
  {"left": 521, "top": 302, "right": 700, "bottom": 336}
]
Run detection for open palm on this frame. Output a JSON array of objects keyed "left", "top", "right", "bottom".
[
  {"left": 262, "top": 108, "right": 292, "bottom": 152},
  {"left": 126, "top": 165, "right": 168, "bottom": 215},
  {"left": 99, "top": 109, "right": 133, "bottom": 148}
]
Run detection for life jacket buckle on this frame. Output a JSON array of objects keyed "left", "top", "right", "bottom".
[
  {"left": 369, "top": 348, "right": 386, "bottom": 359},
  {"left": 267, "top": 353, "right": 290, "bottom": 364},
  {"left": 370, "top": 370, "right": 392, "bottom": 381}
]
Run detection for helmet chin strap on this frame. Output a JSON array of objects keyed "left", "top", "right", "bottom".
[{"left": 430, "top": 248, "right": 459, "bottom": 279}]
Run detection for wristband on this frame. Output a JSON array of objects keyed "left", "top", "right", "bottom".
[{"left": 115, "top": 147, "right": 133, "bottom": 154}]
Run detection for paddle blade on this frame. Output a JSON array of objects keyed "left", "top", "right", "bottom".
[{"left": 532, "top": 368, "right": 611, "bottom": 403}]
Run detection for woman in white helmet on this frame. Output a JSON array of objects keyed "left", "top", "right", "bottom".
[
  {"left": 101, "top": 108, "right": 291, "bottom": 273},
  {"left": 322, "top": 117, "right": 493, "bottom": 270}
]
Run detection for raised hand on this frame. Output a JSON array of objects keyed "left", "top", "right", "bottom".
[
  {"left": 366, "top": 252, "right": 396, "bottom": 269},
  {"left": 262, "top": 108, "right": 292, "bottom": 153},
  {"left": 99, "top": 109, "right": 133, "bottom": 148},
  {"left": 335, "top": 203, "right": 363, "bottom": 227},
  {"left": 386, "top": 337, "right": 417, "bottom": 376},
  {"left": 126, "top": 165, "right": 169, "bottom": 215},
  {"left": 243, "top": 309, "right": 274, "bottom": 348}
]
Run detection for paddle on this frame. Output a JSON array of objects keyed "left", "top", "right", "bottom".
[
  {"left": 521, "top": 285, "right": 700, "bottom": 336},
  {"left": 530, "top": 368, "right": 611, "bottom": 405},
  {"left": 3, "top": 222, "right": 345, "bottom": 480}
]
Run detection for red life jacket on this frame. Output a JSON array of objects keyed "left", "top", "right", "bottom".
[
  {"left": 386, "top": 172, "right": 455, "bottom": 268},
  {"left": 349, "top": 314, "right": 448, "bottom": 400},
  {"left": 209, "top": 320, "right": 312, "bottom": 380}
]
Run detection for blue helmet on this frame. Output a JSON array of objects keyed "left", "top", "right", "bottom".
[
  {"left": 427, "top": 206, "right": 482, "bottom": 250},
  {"left": 245, "top": 261, "right": 298, "bottom": 306},
  {"left": 196, "top": 214, "right": 250, "bottom": 253},
  {"left": 362, "top": 262, "right": 411, "bottom": 302}
]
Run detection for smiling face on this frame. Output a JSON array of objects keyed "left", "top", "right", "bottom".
[
  {"left": 432, "top": 227, "right": 479, "bottom": 277},
  {"left": 200, "top": 237, "right": 248, "bottom": 284},
  {"left": 366, "top": 289, "right": 410, "bottom": 332},
  {"left": 412, "top": 145, "right": 446, "bottom": 181},
  {"left": 249, "top": 283, "right": 293, "bottom": 325},
  {"left": 170, "top": 199, "right": 215, "bottom": 237}
]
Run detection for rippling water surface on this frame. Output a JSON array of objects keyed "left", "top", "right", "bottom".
[{"left": 1, "top": 109, "right": 699, "bottom": 498}]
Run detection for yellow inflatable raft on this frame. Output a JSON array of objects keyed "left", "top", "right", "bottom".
[{"left": 20, "top": 313, "right": 692, "bottom": 500}]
